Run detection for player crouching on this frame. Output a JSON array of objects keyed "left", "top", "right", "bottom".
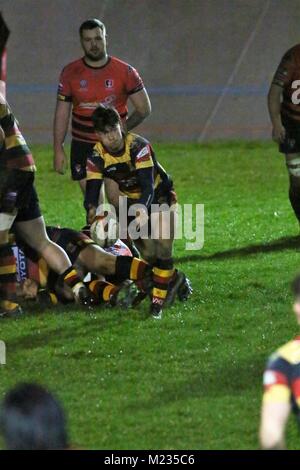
[{"left": 85, "top": 104, "right": 192, "bottom": 318}]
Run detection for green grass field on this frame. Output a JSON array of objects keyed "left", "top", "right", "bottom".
[{"left": 0, "top": 141, "right": 300, "bottom": 450}]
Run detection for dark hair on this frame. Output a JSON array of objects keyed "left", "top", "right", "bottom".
[
  {"left": 92, "top": 105, "right": 121, "bottom": 132},
  {"left": 292, "top": 274, "right": 300, "bottom": 297},
  {"left": 79, "top": 19, "right": 106, "bottom": 37},
  {"left": 0, "top": 383, "right": 68, "bottom": 450}
]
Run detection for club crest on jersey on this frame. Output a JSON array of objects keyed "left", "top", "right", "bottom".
[
  {"left": 79, "top": 79, "right": 88, "bottom": 90},
  {"left": 105, "top": 79, "right": 114, "bottom": 88},
  {"left": 136, "top": 145, "right": 151, "bottom": 163}
]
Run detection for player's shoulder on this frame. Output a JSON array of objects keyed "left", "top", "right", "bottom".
[
  {"left": 92, "top": 142, "right": 105, "bottom": 158},
  {"left": 109, "top": 56, "right": 137, "bottom": 72},
  {"left": 60, "top": 58, "right": 85, "bottom": 75},
  {"left": 276, "top": 336, "right": 300, "bottom": 364},
  {"left": 268, "top": 337, "right": 300, "bottom": 368},
  {"left": 128, "top": 132, "right": 150, "bottom": 148},
  {"left": 281, "top": 44, "right": 300, "bottom": 62}
]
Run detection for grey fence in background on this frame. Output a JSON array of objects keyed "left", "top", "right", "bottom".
[{"left": 2, "top": 0, "right": 300, "bottom": 143}]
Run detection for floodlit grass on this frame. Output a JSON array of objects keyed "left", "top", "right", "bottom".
[{"left": 0, "top": 141, "right": 300, "bottom": 449}]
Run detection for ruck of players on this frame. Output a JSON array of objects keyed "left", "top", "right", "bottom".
[{"left": 0, "top": 18, "right": 192, "bottom": 320}]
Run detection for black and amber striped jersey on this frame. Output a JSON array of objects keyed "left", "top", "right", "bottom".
[
  {"left": 86, "top": 133, "right": 172, "bottom": 207},
  {"left": 0, "top": 95, "right": 36, "bottom": 171},
  {"left": 263, "top": 337, "right": 300, "bottom": 424},
  {"left": 272, "top": 44, "right": 300, "bottom": 125}
]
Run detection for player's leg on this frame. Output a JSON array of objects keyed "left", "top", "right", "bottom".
[
  {"left": 77, "top": 243, "right": 151, "bottom": 286},
  {"left": 70, "top": 140, "right": 94, "bottom": 195},
  {"left": 0, "top": 171, "right": 25, "bottom": 316},
  {"left": 0, "top": 222, "right": 21, "bottom": 316},
  {"left": 148, "top": 209, "right": 176, "bottom": 318},
  {"left": 15, "top": 216, "right": 92, "bottom": 305},
  {"left": 285, "top": 153, "right": 300, "bottom": 223}
]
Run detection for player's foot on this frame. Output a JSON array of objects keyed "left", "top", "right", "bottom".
[
  {"left": 150, "top": 303, "right": 163, "bottom": 319},
  {"left": 0, "top": 301, "right": 23, "bottom": 318},
  {"left": 165, "top": 270, "right": 192, "bottom": 306},
  {"left": 177, "top": 274, "right": 193, "bottom": 302},
  {"left": 110, "top": 281, "right": 139, "bottom": 308},
  {"left": 74, "top": 285, "right": 95, "bottom": 308}
]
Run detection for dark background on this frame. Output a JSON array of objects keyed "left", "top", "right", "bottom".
[{"left": 1, "top": 0, "right": 300, "bottom": 142}]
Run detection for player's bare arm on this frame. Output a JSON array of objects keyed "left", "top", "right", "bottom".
[
  {"left": 268, "top": 83, "right": 286, "bottom": 143},
  {"left": 259, "top": 400, "right": 290, "bottom": 449},
  {"left": 126, "top": 88, "right": 151, "bottom": 132},
  {"left": 53, "top": 100, "right": 72, "bottom": 174}
]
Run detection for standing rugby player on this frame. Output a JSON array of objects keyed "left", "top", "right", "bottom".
[
  {"left": 53, "top": 18, "right": 151, "bottom": 193},
  {"left": 84, "top": 105, "right": 191, "bottom": 318},
  {"left": 268, "top": 45, "right": 300, "bottom": 224}
]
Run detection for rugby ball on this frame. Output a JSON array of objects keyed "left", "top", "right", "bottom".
[{"left": 90, "top": 212, "right": 119, "bottom": 248}]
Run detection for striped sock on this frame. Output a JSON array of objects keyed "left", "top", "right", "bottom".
[
  {"left": 115, "top": 256, "right": 150, "bottom": 281},
  {"left": 61, "top": 266, "right": 84, "bottom": 295},
  {"left": 0, "top": 243, "right": 18, "bottom": 308},
  {"left": 88, "top": 280, "right": 119, "bottom": 305},
  {"left": 152, "top": 258, "right": 175, "bottom": 309}
]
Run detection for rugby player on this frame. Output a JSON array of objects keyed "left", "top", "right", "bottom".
[
  {"left": 53, "top": 18, "right": 151, "bottom": 193},
  {"left": 84, "top": 105, "right": 191, "bottom": 318},
  {"left": 0, "top": 93, "right": 93, "bottom": 317},
  {"left": 259, "top": 274, "right": 300, "bottom": 449},
  {"left": 13, "top": 226, "right": 152, "bottom": 308},
  {"left": 268, "top": 45, "right": 300, "bottom": 224}
]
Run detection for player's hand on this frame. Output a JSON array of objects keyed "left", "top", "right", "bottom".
[
  {"left": 272, "top": 123, "right": 286, "bottom": 143},
  {"left": 54, "top": 148, "right": 67, "bottom": 174},
  {"left": 135, "top": 208, "right": 148, "bottom": 229}
]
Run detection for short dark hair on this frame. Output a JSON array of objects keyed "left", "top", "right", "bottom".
[
  {"left": 0, "top": 383, "right": 68, "bottom": 450},
  {"left": 79, "top": 19, "right": 106, "bottom": 37},
  {"left": 292, "top": 274, "right": 300, "bottom": 297},
  {"left": 92, "top": 105, "right": 121, "bottom": 132}
]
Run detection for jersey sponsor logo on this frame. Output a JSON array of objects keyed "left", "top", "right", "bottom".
[
  {"left": 136, "top": 145, "right": 151, "bottom": 162},
  {"left": 105, "top": 79, "right": 114, "bottom": 88},
  {"left": 78, "top": 95, "right": 116, "bottom": 109},
  {"left": 12, "top": 245, "right": 27, "bottom": 282},
  {"left": 106, "top": 167, "right": 117, "bottom": 172}
]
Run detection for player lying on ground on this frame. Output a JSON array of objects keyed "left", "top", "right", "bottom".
[
  {"left": 13, "top": 226, "right": 153, "bottom": 308},
  {"left": 0, "top": 93, "right": 93, "bottom": 317},
  {"left": 84, "top": 104, "right": 192, "bottom": 319},
  {"left": 259, "top": 274, "right": 300, "bottom": 449}
]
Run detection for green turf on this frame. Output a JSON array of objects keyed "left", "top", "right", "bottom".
[{"left": 0, "top": 141, "right": 300, "bottom": 449}]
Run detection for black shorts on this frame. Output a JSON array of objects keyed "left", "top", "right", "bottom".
[
  {"left": 46, "top": 226, "right": 95, "bottom": 264},
  {"left": 0, "top": 169, "right": 41, "bottom": 222},
  {"left": 70, "top": 140, "right": 95, "bottom": 181},
  {"left": 279, "top": 116, "right": 300, "bottom": 154}
]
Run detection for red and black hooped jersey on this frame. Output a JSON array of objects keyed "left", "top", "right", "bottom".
[
  {"left": 57, "top": 56, "right": 144, "bottom": 143},
  {"left": 0, "top": 96, "right": 36, "bottom": 171},
  {"left": 263, "top": 337, "right": 300, "bottom": 423},
  {"left": 272, "top": 44, "right": 300, "bottom": 124},
  {"left": 86, "top": 133, "right": 170, "bottom": 201}
]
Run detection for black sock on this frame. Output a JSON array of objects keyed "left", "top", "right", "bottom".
[{"left": 289, "top": 186, "right": 300, "bottom": 222}]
